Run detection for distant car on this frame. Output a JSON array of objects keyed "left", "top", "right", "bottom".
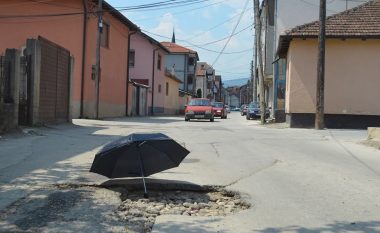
[
  {"left": 246, "top": 102, "right": 270, "bottom": 120},
  {"left": 185, "top": 98, "right": 214, "bottom": 122},
  {"left": 212, "top": 102, "right": 227, "bottom": 119},
  {"left": 240, "top": 104, "right": 248, "bottom": 116},
  {"left": 225, "top": 105, "right": 231, "bottom": 113},
  {"left": 232, "top": 107, "right": 240, "bottom": 111}
]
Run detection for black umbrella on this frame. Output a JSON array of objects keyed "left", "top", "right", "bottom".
[{"left": 90, "top": 133, "right": 190, "bottom": 197}]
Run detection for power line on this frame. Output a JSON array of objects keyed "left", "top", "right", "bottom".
[
  {"left": 194, "top": 23, "right": 253, "bottom": 47},
  {"left": 132, "top": 0, "right": 230, "bottom": 22},
  {"left": 211, "top": 0, "right": 250, "bottom": 66},
  {"left": 115, "top": 0, "right": 211, "bottom": 11},
  {"left": 183, "top": 6, "right": 253, "bottom": 40},
  {"left": 0, "top": 0, "right": 212, "bottom": 19},
  {"left": 141, "top": 29, "right": 253, "bottom": 55}
]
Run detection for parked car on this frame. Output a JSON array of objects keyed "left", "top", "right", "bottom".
[
  {"left": 246, "top": 102, "right": 270, "bottom": 120},
  {"left": 212, "top": 102, "right": 227, "bottom": 119},
  {"left": 240, "top": 104, "right": 248, "bottom": 116},
  {"left": 232, "top": 107, "right": 240, "bottom": 111},
  {"left": 185, "top": 98, "right": 214, "bottom": 122}
]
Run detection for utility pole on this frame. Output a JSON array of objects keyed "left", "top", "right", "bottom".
[
  {"left": 95, "top": 0, "right": 103, "bottom": 119},
  {"left": 315, "top": 0, "right": 326, "bottom": 129},
  {"left": 254, "top": 0, "right": 265, "bottom": 125}
]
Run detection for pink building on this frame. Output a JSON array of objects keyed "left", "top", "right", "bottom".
[
  {"left": 0, "top": 0, "right": 139, "bottom": 119},
  {"left": 129, "top": 32, "right": 170, "bottom": 115}
]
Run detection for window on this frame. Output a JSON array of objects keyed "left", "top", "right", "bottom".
[
  {"left": 188, "top": 57, "right": 194, "bottom": 66},
  {"left": 100, "top": 22, "right": 110, "bottom": 48},
  {"left": 166, "top": 82, "right": 169, "bottom": 96},
  {"left": 157, "top": 54, "right": 162, "bottom": 70},
  {"left": 129, "top": 50, "right": 135, "bottom": 67},
  {"left": 158, "top": 84, "right": 162, "bottom": 93}
]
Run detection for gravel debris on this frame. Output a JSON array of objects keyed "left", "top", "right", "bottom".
[{"left": 112, "top": 188, "right": 250, "bottom": 233}]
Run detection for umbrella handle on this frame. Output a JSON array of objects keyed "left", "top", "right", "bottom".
[{"left": 139, "top": 151, "right": 148, "bottom": 197}]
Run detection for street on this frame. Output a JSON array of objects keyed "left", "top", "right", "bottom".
[{"left": 1, "top": 112, "right": 380, "bottom": 232}]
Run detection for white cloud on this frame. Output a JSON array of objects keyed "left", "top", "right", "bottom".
[{"left": 149, "top": 13, "right": 178, "bottom": 39}]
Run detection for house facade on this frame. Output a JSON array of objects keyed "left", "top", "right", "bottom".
[
  {"left": 0, "top": 0, "right": 139, "bottom": 119},
  {"left": 214, "top": 75, "right": 223, "bottom": 102},
  {"left": 225, "top": 86, "right": 241, "bottom": 108},
  {"left": 258, "top": 0, "right": 368, "bottom": 122},
  {"left": 129, "top": 32, "right": 169, "bottom": 115},
  {"left": 277, "top": 0, "right": 380, "bottom": 128},
  {"left": 161, "top": 42, "right": 199, "bottom": 94},
  {"left": 195, "top": 62, "right": 215, "bottom": 99},
  {"left": 164, "top": 71, "right": 182, "bottom": 115}
]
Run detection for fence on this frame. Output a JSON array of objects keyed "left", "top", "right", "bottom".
[{"left": 0, "top": 55, "right": 12, "bottom": 104}]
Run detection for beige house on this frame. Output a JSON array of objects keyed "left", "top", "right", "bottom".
[
  {"left": 164, "top": 70, "right": 182, "bottom": 115},
  {"left": 277, "top": 0, "right": 380, "bottom": 128}
]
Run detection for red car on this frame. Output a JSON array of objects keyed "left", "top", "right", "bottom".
[
  {"left": 185, "top": 98, "right": 214, "bottom": 122},
  {"left": 212, "top": 102, "right": 227, "bottom": 119}
]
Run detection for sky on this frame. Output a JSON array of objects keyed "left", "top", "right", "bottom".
[{"left": 106, "top": 0, "right": 255, "bottom": 81}]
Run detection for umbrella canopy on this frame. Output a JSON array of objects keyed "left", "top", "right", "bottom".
[{"left": 90, "top": 133, "right": 189, "bottom": 178}]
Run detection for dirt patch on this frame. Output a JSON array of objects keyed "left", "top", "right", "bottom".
[
  {"left": 110, "top": 187, "right": 251, "bottom": 233},
  {"left": 361, "top": 139, "right": 380, "bottom": 150},
  {"left": 263, "top": 122, "right": 289, "bottom": 129}
]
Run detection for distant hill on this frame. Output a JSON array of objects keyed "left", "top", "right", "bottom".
[{"left": 223, "top": 78, "right": 249, "bottom": 88}]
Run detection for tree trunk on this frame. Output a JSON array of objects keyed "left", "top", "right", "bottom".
[{"left": 254, "top": 0, "right": 266, "bottom": 125}]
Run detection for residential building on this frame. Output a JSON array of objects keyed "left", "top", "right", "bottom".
[
  {"left": 239, "top": 84, "right": 251, "bottom": 105},
  {"left": 225, "top": 86, "right": 241, "bottom": 108},
  {"left": 161, "top": 42, "right": 199, "bottom": 94},
  {"left": 129, "top": 32, "right": 170, "bottom": 115},
  {"left": 214, "top": 75, "right": 223, "bottom": 102},
  {"left": 228, "top": 94, "right": 240, "bottom": 109},
  {"left": 277, "top": 0, "right": 380, "bottom": 128},
  {"left": 258, "top": 0, "right": 369, "bottom": 122},
  {"left": 0, "top": 0, "right": 139, "bottom": 119},
  {"left": 195, "top": 62, "right": 214, "bottom": 99}
]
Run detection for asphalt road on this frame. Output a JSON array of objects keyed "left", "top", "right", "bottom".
[{"left": 1, "top": 112, "right": 380, "bottom": 232}]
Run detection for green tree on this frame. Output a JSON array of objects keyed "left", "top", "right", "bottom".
[{"left": 196, "top": 89, "right": 202, "bottom": 98}]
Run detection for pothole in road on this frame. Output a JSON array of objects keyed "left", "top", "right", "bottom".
[{"left": 109, "top": 186, "right": 251, "bottom": 233}]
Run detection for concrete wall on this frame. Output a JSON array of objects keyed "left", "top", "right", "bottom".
[
  {"left": 286, "top": 39, "right": 380, "bottom": 115},
  {"left": 0, "top": 50, "right": 20, "bottom": 132}
]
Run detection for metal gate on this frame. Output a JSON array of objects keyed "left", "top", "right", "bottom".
[
  {"left": 18, "top": 55, "right": 29, "bottom": 125},
  {"left": 38, "top": 37, "right": 70, "bottom": 123},
  {"left": 131, "top": 85, "right": 148, "bottom": 116},
  {"left": 0, "top": 56, "right": 11, "bottom": 104}
]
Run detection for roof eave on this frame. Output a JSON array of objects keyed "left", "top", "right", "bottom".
[
  {"left": 277, "top": 34, "right": 380, "bottom": 57},
  {"left": 103, "top": 1, "right": 140, "bottom": 32}
]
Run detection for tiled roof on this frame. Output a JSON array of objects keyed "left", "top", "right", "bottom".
[
  {"left": 277, "top": 0, "right": 380, "bottom": 56},
  {"left": 160, "top": 42, "right": 199, "bottom": 60}
]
